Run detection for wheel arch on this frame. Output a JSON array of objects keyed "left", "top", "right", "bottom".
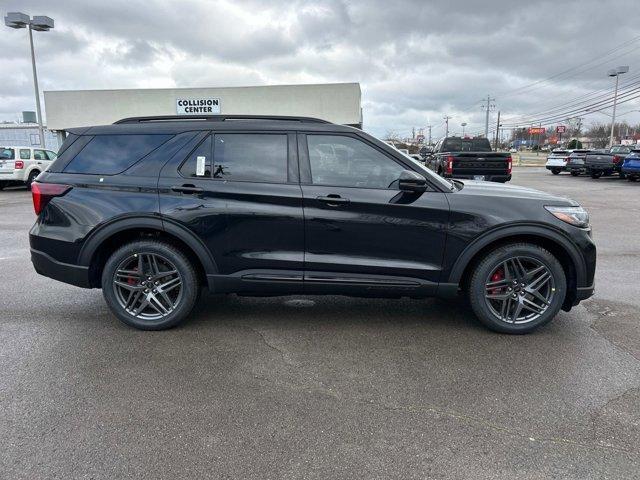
[
  {"left": 78, "top": 216, "right": 217, "bottom": 288},
  {"left": 448, "top": 225, "right": 586, "bottom": 310}
]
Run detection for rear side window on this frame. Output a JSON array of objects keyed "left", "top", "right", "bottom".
[
  {"left": 20, "top": 149, "right": 31, "bottom": 160},
  {"left": 213, "top": 134, "right": 287, "bottom": 183},
  {"left": 0, "top": 148, "right": 15, "bottom": 160},
  {"left": 64, "top": 134, "right": 172, "bottom": 175}
]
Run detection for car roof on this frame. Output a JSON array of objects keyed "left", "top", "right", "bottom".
[{"left": 67, "top": 115, "right": 359, "bottom": 136}]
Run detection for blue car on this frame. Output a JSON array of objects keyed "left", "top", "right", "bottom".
[{"left": 621, "top": 149, "right": 640, "bottom": 181}]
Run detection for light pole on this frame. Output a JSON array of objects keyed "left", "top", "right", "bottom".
[
  {"left": 607, "top": 66, "right": 629, "bottom": 147},
  {"left": 4, "top": 12, "right": 54, "bottom": 149},
  {"left": 461, "top": 122, "right": 467, "bottom": 137}
]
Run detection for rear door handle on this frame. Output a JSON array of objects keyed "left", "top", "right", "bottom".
[
  {"left": 316, "top": 195, "right": 350, "bottom": 206},
  {"left": 171, "top": 185, "right": 204, "bottom": 194}
]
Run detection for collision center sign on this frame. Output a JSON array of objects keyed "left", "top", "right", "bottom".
[{"left": 176, "top": 98, "right": 221, "bottom": 115}]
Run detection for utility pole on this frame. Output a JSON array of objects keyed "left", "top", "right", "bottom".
[
  {"left": 494, "top": 111, "right": 501, "bottom": 151},
  {"left": 443, "top": 115, "right": 452, "bottom": 138},
  {"left": 608, "top": 66, "right": 629, "bottom": 147},
  {"left": 481, "top": 95, "right": 496, "bottom": 138}
]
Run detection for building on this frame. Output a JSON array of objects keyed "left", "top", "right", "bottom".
[
  {"left": 0, "top": 122, "right": 59, "bottom": 149},
  {"left": 43, "top": 83, "right": 363, "bottom": 141}
]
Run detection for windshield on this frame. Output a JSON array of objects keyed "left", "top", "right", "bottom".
[
  {"left": 0, "top": 148, "right": 15, "bottom": 159},
  {"left": 442, "top": 137, "right": 492, "bottom": 152},
  {"left": 610, "top": 146, "right": 630, "bottom": 154}
]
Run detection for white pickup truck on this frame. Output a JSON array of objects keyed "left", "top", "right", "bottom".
[{"left": 0, "top": 146, "right": 57, "bottom": 190}]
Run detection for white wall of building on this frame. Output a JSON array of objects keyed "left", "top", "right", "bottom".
[{"left": 44, "top": 83, "right": 362, "bottom": 131}]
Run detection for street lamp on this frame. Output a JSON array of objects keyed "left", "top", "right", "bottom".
[
  {"left": 461, "top": 122, "right": 467, "bottom": 137},
  {"left": 4, "top": 12, "right": 54, "bottom": 148},
  {"left": 607, "top": 65, "right": 629, "bottom": 147}
]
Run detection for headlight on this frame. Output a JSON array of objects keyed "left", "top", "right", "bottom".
[{"left": 545, "top": 205, "right": 589, "bottom": 228}]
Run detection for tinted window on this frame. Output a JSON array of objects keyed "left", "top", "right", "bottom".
[
  {"left": 45, "top": 150, "right": 57, "bottom": 160},
  {"left": 610, "top": 146, "right": 630, "bottom": 154},
  {"left": 180, "top": 135, "right": 212, "bottom": 178},
  {"left": 0, "top": 148, "right": 15, "bottom": 160},
  {"left": 20, "top": 149, "right": 31, "bottom": 160},
  {"left": 64, "top": 134, "right": 172, "bottom": 175},
  {"left": 213, "top": 134, "right": 287, "bottom": 183},
  {"left": 442, "top": 137, "right": 492, "bottom": 152},
  {"left": 307, "top": 135, "right": 405, "bottom": 189},
  {"left": 34, "top": 149, "right": 47, "bottom": 160}
]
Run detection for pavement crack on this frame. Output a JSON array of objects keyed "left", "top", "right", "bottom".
[{"left": 244, "top": 325, "right": 301, "bottom": 367}]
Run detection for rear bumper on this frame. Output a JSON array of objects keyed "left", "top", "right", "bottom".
[
  {"left": 445, "top": 173, "right": 511, "bottom": 183},
  {"left": 586, "top": 163, "right": 619, "bottom": 172},
  {"left": 30, "top": 248, "right": 91, "bottom": 288}
]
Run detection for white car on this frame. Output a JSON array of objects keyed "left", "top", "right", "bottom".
[
  {"left": 0, "top": 146, "right": 57, "bottom": 190},
  {"left": 545, "top": 149, "right": 572, "bottom": 175}
]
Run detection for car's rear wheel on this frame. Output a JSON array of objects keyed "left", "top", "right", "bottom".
[
  {"left": 101, "top": 240, "right": 199, "bottom": 330},
  {"left": 619, "top": 172, "right": 626, "bottom": 179},
  {"left": 468, "top": 243, "right": 566, "bottom": 334},
  {"left": 551, "top": 168, "right": 561, "bottom": 175},
  {"left": 570, "top": 170, "right": 580, "bottom": 176},
  {"left": 26, "top": 170, "right": 40, "bottom": 190},
  {"left": 591, "top": 171, "right": 603, "bottom": 179}
]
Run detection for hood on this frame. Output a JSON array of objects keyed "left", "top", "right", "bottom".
[{"left": 456, "top": 180, "right": 578, "bottom": 205}]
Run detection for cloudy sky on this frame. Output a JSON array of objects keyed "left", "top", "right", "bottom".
[{"left": 1, "top": 0, "right": 639, "bottom": 139}]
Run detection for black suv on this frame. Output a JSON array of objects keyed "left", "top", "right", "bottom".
[{"left": 30, "top": 115, "right": 596, "bottom": 333}]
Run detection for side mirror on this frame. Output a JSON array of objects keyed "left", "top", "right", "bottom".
[{"left": 398, "top": 170, "right": 427, "bottom": 193}]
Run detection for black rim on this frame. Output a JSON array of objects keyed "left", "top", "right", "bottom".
[
  {"left": 484, "top": 256, "right": 555, "bottom": 325},
  {"left": 112, "top": 252, "right": 183, "bottom": 320}
]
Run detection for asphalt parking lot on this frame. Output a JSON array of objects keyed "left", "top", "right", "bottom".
[{"left": 1, "top": 168, "right": 639, "bottom": 479}]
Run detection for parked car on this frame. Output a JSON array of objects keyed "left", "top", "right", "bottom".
[
  {"left": 424, "top": 136, "right": 512, "bottom": 182},
  {"left": 30, "top": 115, "right": 595, "bottom": 334},
  {"left": 0, "top": 146, "right": 58, "bottom": 190},
  {"left": 545, "top": 149, "right": 572, "bottom": 174},
  {"left": 621, "top": 148, "right": 640, "bottom": 181},
  {"left": 585, "top": 145, "right": 631, "bottom": 178},
  {"left": 566, "top": 149, "right": 592, "bottom": 176}
]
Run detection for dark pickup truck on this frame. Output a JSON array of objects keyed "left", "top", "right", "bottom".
[
  {"left": 585, "top": 145, "right": 631, "bottom": 178},
  {"left": 424, "top": 137, "right": 512, "bottom": 182}
]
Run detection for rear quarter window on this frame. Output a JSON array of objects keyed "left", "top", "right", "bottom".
[{"left": 64, "top": 134, "right": 172, "bottom": 175}]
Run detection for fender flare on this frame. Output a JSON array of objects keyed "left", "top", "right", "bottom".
[
  {"left": 77, "top": 215, "right": 218, "bottom": 275},
  {"left": 446, "top": 223, "right": 587, "bottom": 285}
]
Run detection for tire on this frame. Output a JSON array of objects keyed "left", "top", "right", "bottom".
[
  {"left": 0, "top": 182, "right": 5, "bottom": 191},
  {"left": 570, "top": 170, "right": 580, "bottom": 177},
  {"left": 590, "top": 171, "right": 602, "bottom": 179},
  {"left": 467, "top": 243, "right": 566, "bottom": 334},
  {"left": 101, "top": 240, "right": 199, "bottom": 330},
  {"left": 619, "top": 172, "right": 626, "bottom": 179},
  {"left": 26, "top": 170, "right": 40, "bottom": 190},
  {"left": 551, "top": 169, "right": 561, "bottom": 175}
]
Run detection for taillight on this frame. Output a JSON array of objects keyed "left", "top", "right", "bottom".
[
  {"left": 15, "top": 160, "right": 24, "bottom": 169},
  {"left": 613, "top": 155, "right": 622, "bottom": 164},
  {"left": 564, "top": 157, "right": 570, "bottom": 163},
  {"left": 445, "top": 155, "right": 454, "bottom": 175},
  {"left": 506, "top": 156, "right": 512, "bottom": 175},
  {"left": 31, "top": 182, "right": 71, "bottom": 215}
]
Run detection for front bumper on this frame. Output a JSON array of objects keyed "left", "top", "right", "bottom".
[{"left": 31, "top": 248, "right": 91, "bottom": 288}]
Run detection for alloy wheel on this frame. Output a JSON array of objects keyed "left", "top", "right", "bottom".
[
  {"left": 112, "top": 252, "right": 183, "bottom": 320},
  {"left": 483, "top": 256, "right": 555, "bottom": 325}
]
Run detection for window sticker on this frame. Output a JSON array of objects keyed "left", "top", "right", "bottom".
[{"left": 196, "top": 156, "right": 206, "bottom": 176}]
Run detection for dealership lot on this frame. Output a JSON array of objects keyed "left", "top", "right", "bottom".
[{"left": 1, "top": 168, "right": 638, "bottom": 479}]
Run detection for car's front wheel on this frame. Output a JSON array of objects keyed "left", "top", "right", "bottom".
[
  {"left": 551, "top": 168, "right": 561, "bottom": 175},
  {"left": 468, "top": 243, "right": 566, "bottom": 334},
  {"left": 590, "top": 171, "right": 603, "bottom": 179},
  {"left": 101, "top": 240, "right": 199, "bottom": 330}
]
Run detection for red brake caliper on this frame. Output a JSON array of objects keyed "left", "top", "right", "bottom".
[
  {"left": 489, "top": 268, "right": 504, "bottom": 295},
  {"left": 127, "top": 267, "right": 138, "bottom": 285}
]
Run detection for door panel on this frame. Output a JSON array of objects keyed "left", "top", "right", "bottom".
[
  {"left": 299, "top": 133, "right": 450, "bottom": 292},
  {"left": 158, "top": 132, "right": 305, "bottom": 286}
]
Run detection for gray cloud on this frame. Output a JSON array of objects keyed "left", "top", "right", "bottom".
[{"left": 1, "top": 0, "right": 638, "bottom": 138}]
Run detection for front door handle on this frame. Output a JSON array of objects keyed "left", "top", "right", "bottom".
[
  {"left": 316, "top": 195, "right": 350, "bottom": 207},
  {"left": 171, "top": 184, "right": 204, "bottom": 194}
]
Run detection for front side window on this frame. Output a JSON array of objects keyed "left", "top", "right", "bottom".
[
  {"left": 64, "top": 134, "right": 172, "bottom": 175},
  {"left": 20, "top": 149, "right": 31, "bottom": 160},
  {"left": 213, "top": 134, "right": 288, "bottom": 183},
  {"left": 0, "top": 148, "right": 15, "bottom": 160},
  {"left": 45, "top": 150, "right": 57, "bottom": 160},
  {"left": 34, "top": 149, "right": 47, "bottom": 160},
  {"left": 307, "top": 135, "right": 405, "bottom": 189}
]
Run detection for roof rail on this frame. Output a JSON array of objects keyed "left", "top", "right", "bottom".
[{"left": 113, "top": 115, "right": 331, "bottom": 124}]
